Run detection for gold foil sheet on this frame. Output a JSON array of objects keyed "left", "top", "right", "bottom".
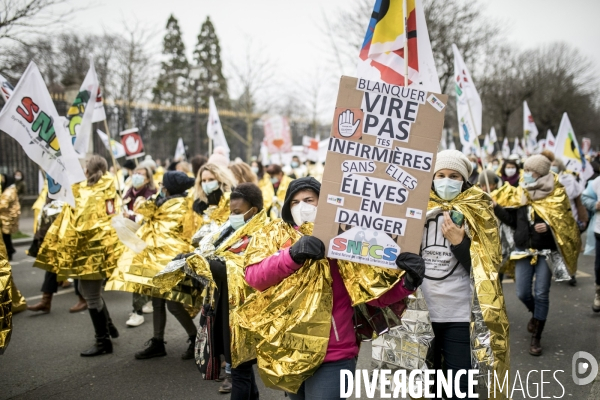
[
  {"left": 105, "top": 195, "right": 201, "bottom": 307},
  {"left": 0, "top": 185, "right": 20, "bottom": 235},
  {"left": 269, "top": 175, "right": 293, "bottom": 220},
  {"left": 257, "top": 174, "right": 275, "bottom": 212},
  {"left": 493, "top": 177, "right": 581, "bottom": 276},
  {"left": 32, "top": 181, "right": 48, "bottom": 234},
  {"left": 376, "top": 187, "right": 510, "bottom": 399},
  {"left": 0, "top": 232, "right": 13, "bottom": 354},
  {"left": 191, "top": 192, "right": 231, "bottom": 246},
  {"left": 34, "top": 174, "right": 124, "bottom": 280}
]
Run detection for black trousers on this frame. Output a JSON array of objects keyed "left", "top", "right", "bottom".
[
  {"left": 2, "top": 233, "right": 15, "bottom": 258},
  {"left": 231, "top": 359, "right": 259, "bottom": 400},
  {"left": 40, "top": 271, "right": 80, "bottom": 296},
  {"left": 432, "top": 322, "right": 473, "bottom": 400}
]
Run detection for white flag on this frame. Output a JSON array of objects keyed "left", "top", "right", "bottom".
[
  {"left": 453, "top": 44, "right": 482, "bottom": 149},
  {"left": 69, "top": 58, "right": 103, "bottom": 157},
  {"left": 356, "top": 0, "right": 440, "bottom": 93},
  {"left": 512, "top": 137, "right": 525, "bottom": 157},
  {"left": 448, "top": 139, "right": 456, "bottom": 151},
  {"left": 0, "top": 62, "right": 84, "bottom": 206},
  {"left": 484, "top": 134, "right": 494, "bottom": 155},
  {"left": 97, "top": 129, "right": 126, "bottom": 158},
  {"left": 207, "top": 96, "right": 230, "bottom": 157},
  {"left": 174, "top": 137, "right": 186, "bottom": 160},
  {"left": 553, "top": 112, "right": 594, "bottom": 181},
  {"left": 502, "top": 137, "right": 510, "bottom": 159},
  {"left": 538, "top": 139, "right": 546, "bottom": 151},
  {"left": 0, "top": 73, "right": 15, "bottom": 102},
  {"left": 489, "top": 126, "right": 497, "bottom": 144},
  {"left": 546, "top": 129, "right": 556, "bottom": 152},
  {"left": 523, "top": 101, "right": 539, "bottom": 154}
]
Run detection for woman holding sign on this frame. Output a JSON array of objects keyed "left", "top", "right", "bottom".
[
  {"left": 237, "top": 177, "right": 425, "bottom": 399},
  {"left": 420, "top": 149, "right": 509, "bottom": 398}
]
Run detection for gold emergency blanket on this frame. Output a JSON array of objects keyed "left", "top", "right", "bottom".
[
  {"left": 34, "top": 175, "right": 124, "bottom": 280},
  {"left": 192, "top": 192, "right": 231, "bottom": 246},
  {"left": 0, "top": 185, "right": 20, "bottom": 235},
  {"left": 32, "top": 181, "right": 48, "bottom": 234},
  {"left": 269, "top": 175, "right": 293, "bottom": 220},
  {"left": 0, "top": 233, "right": 12, "bottom": 354},
  {"left": 375, "top": 187, "right": 510, "bottom": 399},
  {"left": 235, "top": 221, "right": 332, "bottom": 393},
  {"left": 105, "top": 195, "right": 201, "bottom": 307},
  {"left": 494, "top": 177, "right": 580, "bottom": 276},
  {"left": 257, "top": 174, "right": 275, "bottom": 212}
]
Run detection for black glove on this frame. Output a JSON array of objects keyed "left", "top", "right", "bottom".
[
  {"left": 173, "top": 252, "right": 195, "bottom": 261},
  {"left": 395, "top": 252, "right": 425, "bottom": 291},
  {"left": 289, "top": 236, "right": 326, "bottom": 265}
]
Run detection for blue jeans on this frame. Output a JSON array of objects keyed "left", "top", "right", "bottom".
[
  {"left": 287, "top": 358, "right": 357, "bottom": 400},
  {"left": 514, "top": 251, "right": 552, "bottom": 321}
]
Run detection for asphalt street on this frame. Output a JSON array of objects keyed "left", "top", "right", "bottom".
[{"left": 1, "top": 246, "right": 600, "bottom": 399}]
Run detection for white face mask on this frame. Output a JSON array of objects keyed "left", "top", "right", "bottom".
[
  {"left": 131, "top": 174, "right": 145, "bottom": 189},
  {"left": 433, "top": 178, "right": 463, "bottom": 201},
  {"left": 291, "top": 201, "right": 317, "bottom": 226},
  {"left": 505, "top": 167, "right": 517, "bottom": 177},
  {"left": 202, "top": 180, "right": 219, "bottom": 194}
]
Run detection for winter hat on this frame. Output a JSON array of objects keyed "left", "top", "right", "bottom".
[
  {"left": 478, "top": 170, "right": 499, "bottom": 187},
  {"left": 553, "top": 158, "right": 566, "bottom": 173},
  {"left": 162, "top": 171, "right": 195, "bottom": 195},
  {"left": 434, "top": 150, "right": 473, "bottom": 181},
  {"left": 123, "top": 160, "right": 136, "bottom": 170},
  {"left": 524, "top": 154, "right": 551, "bottom": 177},
  {"left": 208, "top": 153, "right": 230, "bottom": 169},
  {"left": 281, "top": 177, "right": 321, "bottom": 225}
]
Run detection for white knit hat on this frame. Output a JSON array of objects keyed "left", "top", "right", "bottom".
[
  {"left": 524, "top": 154, "right": 551, "bottom": 176},
  {"left": 434, "top": 149, "right": 473, "bottom": 181}
]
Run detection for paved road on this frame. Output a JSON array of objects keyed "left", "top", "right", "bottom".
[{"left": 2, "top": 246, "right": 600, "bottom": 399}]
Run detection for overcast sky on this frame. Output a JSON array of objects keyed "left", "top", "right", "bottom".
[{"left": 72, "top": 0, "right": 600, "bottom": 114}]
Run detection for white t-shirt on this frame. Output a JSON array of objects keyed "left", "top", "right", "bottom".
[{"left": 420, "top": 212, "right": 473, "bottom": 323}]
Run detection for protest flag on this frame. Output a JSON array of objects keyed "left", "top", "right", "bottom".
[
  {"left": 502, "top": 137, "right": 510, "bottom": 159},
  {"left": 207, "top": 96, "right": 230, "bottom": 157},
  {"left": 553, "top": 112, "right": 593, "bottom": 181},
  {"left": 119, "top": 128, "right": 145, "bottom": 160},
  {"left": 512, "top": 137, "right": 525, "bottom": 157},
  {"left": 97, "top": 129, "right": 126, "bottom": 159},
  {"left": 546, "top": 129, "right": 556, "bottom": 150},
  {"left": 0, "top": 62, "right": 84, "bottom": 206},
  {"left": 453, "top": 44, "right": 482, "bottom": 151},
  {"left": 523, "top": 101, "right": 539, "bottom": 154},
  {"left": 174, "top": 137, "right": 186, "bottom": 161},
  {"left": 357, "top": 0, "right": 440, "bottom": 92},
  {"left": 0, "top": 74, "right": 15, "bottom": 102}
]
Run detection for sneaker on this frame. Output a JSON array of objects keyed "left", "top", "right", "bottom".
[
  {"left": 218, "top": 374, "right": 232, "bottom": 393},
  {"left": 126, "top": 313, "right": 144, "bottom": 327},
  {"left": 142, "top": 301, "right": 153, "bottom": 314},
  {"left": 593, "top": 285, "right": 600, "bottom": 313},
  {"left": 135, "top": 338, "right": 167, "bottom": 360}
]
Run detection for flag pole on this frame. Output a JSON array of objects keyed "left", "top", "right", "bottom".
[
  {"left": 102, "top": 119, "right": 123, "bottom": 194},
  {"left": 403, "top": 0, "right": 409, "bottom": 87}
]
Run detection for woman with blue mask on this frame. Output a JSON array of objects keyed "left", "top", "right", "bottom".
[
  {"left": 417, "top": 149, "right": 509, "bottom": 399},
  {"left": 192, "top": 163, "right": 237, "bottom": 239},
  {"left": 493, "top": 154, "right": 580, "bottom": 356}
]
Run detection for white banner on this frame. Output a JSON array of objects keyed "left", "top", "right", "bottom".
[
  {"left": 207, "top": 96, "right": 230, "bottom": 157},
  {"left": 97, "top": 129, "right": 126, "bottom": 159},
  {"left": 453, "top": 44, "right": 482, "bottom": 149},
  {"left": 0, "top": 62, "right": 84, "bottom": 206}
]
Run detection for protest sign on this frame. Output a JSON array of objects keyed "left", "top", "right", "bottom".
[
  {"left": 263, "top": 115, "right": 292, "bottom": 153},
  {"left": 119, "top": 128, "right": 145, "bottom": 159},
  {"left": 313, "top": 76, "right": 447, "bottom": 268}
]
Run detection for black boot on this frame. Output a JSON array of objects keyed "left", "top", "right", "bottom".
[
  {"left": 81, "top": 308, "right": 113, "bottom": 357},
  {"left": 135, "top": 338, "right": 167, "bottom": 360},
  {"left": 182, "top": 335, "right": 195, "bottom": 360},
  {"left": 102, "top": 305, "right": 119, "bottom": 338},
  {"left": 529, "top": 318, "right": 546, "bottom": 356}
]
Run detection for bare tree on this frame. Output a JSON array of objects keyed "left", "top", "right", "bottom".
[
  {"left": 0, "top": 0, "right": 78, "bottom": 44},
  {"left": 229, "top": 40, "right": 275, "bottom": 161}
]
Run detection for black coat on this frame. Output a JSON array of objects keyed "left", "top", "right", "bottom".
[{"left": 493, "top": 204, "right": 557, "bottom": 251}]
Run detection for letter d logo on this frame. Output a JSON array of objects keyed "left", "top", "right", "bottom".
[{"left": 572, "top": 351, "right": 598, "bottom": 385}]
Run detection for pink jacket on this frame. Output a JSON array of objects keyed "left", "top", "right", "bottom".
[{"left": 245, "top": 247, "right": 414, "bottom": 363}]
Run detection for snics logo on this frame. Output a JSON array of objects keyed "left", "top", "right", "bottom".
[
  {"left": 329, "top": 226, "right": 399, "bottom": 268},
  {"left": 17, "top": 97, "right": 60, "bottom": 151}
]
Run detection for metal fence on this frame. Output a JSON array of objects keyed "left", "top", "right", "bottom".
[{"left": 0, "top": 97, "right": 330, "bottom": 196}]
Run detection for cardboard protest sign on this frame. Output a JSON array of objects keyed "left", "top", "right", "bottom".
[
  {"left": 313, "top": 76, "right": 447, "bottom": 269},
  {"left": 119, "top": 128, "right": 145, "bottom": 159}
]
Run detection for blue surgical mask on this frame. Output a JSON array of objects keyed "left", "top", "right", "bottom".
[
  {"left": 433, "top": 178, "right": 463, "bottom": 201},
  {"left": 550, "top": 166, "right": 559, "bottom": 174},
  {"left": 229, "top": 209, "right": 252, "bottom": 231},
  {"left": 270, "top": 177, "right": 279, "bottom": 185},
  {"left": 523, "top": 171, "right": 536, "bottom": 184},
  {"left": 131, "top": 174, "right": 145, "bottom": 189},
  {"left": 202, "top": 180, "right": 219, "bottom": 194},
  {"left": 291, "top": 161, "right": 299, "bottom": 168},
  {"left": 158, "top": 189, "right": 166, "bottom": 198}
]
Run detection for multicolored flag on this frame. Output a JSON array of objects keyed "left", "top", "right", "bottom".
[
  {"left": 453, "top": 44, "right": 482, "bottom": 150},
  {"left": 523, "top": 101, "right": 539, "bottom": 154},
  {"left": 68, "top": 57, "right": 104, "bottom": 157},
  {"left": 0, "top": 62, "right": 85, "bottom": 206},
  {"left": 207, "top": 96, "right": 230, "bottom": 157},
  {"left": 0, "top": 74, "right": 14, "bottom": 102},
  {"left": 96, "top": 129, "right": 126, "bottom": 159},
  {"left": 502, "top": 137, "right": 510, "bottom": 159},
  {"left": 553, "top": 113, "right": 593, "bottom": 181},
  {"left": 357, "top": 0, "right": 440, "bottom": 92}
]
